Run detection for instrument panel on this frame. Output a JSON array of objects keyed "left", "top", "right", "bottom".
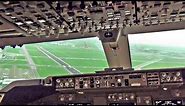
[
  {"left": 54, "top": 69, "right": 183, "bottom": 91},
  {"left": 1, "top": 67, "right": 185, "bottom": 105}
]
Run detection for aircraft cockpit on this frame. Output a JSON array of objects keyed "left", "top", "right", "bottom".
[{"left": 0, "top": 1, "right": 185, "bottom": 105}]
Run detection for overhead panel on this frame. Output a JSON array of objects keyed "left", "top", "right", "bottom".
[{"left": 0, "top": 1, "right": 185, "bottom": 46}]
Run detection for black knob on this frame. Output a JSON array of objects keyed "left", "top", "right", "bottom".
[
  {"left": 90, "top": 84, "right": 94, "bottom": 88},
  {"left": 92, "top": 1, "right": 98, "bottom": 6},
  {"left": 56, "top": 2, "right": 63, "bottom": 13},
  {"left": 79, "top": 80, "right": 83, "bottom": 84},
  {"left": 68, "top": 2, "right": 73, "bottom": 10},
  {"left": 80, "top": 85, "right": 83, "bottom": 88},
  {"left": 118, "top": 83, "right": 122, "bottom": 87},
  {"left": 80, "top": 1, "right": 85, "bottom": 9},
  {"left": 56, "top": 2, "right": 61, "bottom": 10},
  {"left": 125, "top": 79, "right": 129, "bottom": 86}
]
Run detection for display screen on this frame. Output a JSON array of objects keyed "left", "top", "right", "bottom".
[
  {"left": 155, "top": 100, "right": 182, "bottom": 105},
  {"left": 128, "top": 29, "right": 185, "bottom": 70},
  {"left": 0, "top": 37, "right": 108, "bottom": 90}
]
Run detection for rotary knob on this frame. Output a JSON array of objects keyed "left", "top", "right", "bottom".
[
  {"left": 56, "top": 79, "right": 60, "bottom": 83},
  {"left": 117, "top": 79, "right": 121, "bottom": 83},
  {"left": 68, "top": 78, "right": 73, "bottom": 82},
  {"left": 59, "top": 95, "right": 65, "bottom": 101},
  {"left": 162, "top": 73, "right": 167, "bottom": 77},
  {"left": 65, "top": 82, "right": 69, "bottom": 87},
  {"left": 176, "top": 72, "right": 181, "bottom": 77},
  {"left": 60, "top": 83, "right": 64, "bottom": 87},
  {"left": 166, "top": 76, "right": 171, "bottom": 82}
]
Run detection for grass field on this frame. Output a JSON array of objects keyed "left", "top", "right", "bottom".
[
  {"left": 39, "top": 38, "right": 107, "bottom": 74},
  {"left": 1, "top": 35, "right": 185, "bottom": 90},
  {"left": 130, "top": 44, "right": 185, "bottom": 70},
  {"left": 26, "top": 45, "right": 69, "bottom": 77}
]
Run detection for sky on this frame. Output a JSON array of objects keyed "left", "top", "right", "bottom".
[{"left": 128, "top": 29, "right": 185, "bottom": 47}]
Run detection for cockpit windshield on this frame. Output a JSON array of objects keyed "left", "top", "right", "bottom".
[
  {"left": 2, "top": 29, "right": 185, "bottom": 90},
  {"left": 129, "top": 29, "right": 185, "bottom": 70},
  {"left": 0, "top": 37, "right": 108, "bottom": 90}
]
